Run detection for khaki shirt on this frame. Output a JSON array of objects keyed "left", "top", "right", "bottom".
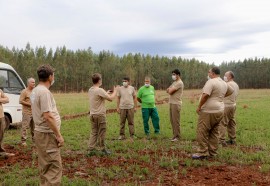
[
  {"left": 117, "top": 86, "right": 136, "bottom": 109},
  {"left": 224, "top": 81, "right": 239, "bottom": 107},
  {"left": 89, "top": 87, "right": 110, "bottom": 115},
  {"left": 169, "top": 79, "right": 184, "bottom": 105},
  {"left": 19, "top": 88, "right": 32, "bottom": 115},
  {"left": 201, "top": 77, "right": 234, "bottom": 113},
  {"left": 30, "top": 85, "right": 61, "bottom": 133},
  {"left": 0, "top": 90, "right": 6, "bottom": 118}
]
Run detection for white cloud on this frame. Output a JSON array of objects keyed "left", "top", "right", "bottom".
[
  {"left": 188, "top": 39, "right": 226, "bottom": 53},
  {"left": 0, "top": 0, "right": 270, "bottom": 64}
]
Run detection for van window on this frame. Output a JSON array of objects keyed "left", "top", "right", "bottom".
[
  {"left": 0, "top": 70, "right": 8, "bottom": 87},
  {"left": 0, "top": 69, "right": 24, "bottom": 94}
]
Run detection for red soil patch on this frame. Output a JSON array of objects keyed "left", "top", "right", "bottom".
[
  {"left": 1, "top": 144, "right": 270, "bottom": 185},
  {"left": 0, "top": 145, "right": 37, "bottom": 168}
]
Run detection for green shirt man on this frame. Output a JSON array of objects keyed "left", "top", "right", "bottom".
[
  {"left": 137, "top": 77, "right": 160, "bottom": 136},
  {"left": 137, "top": 85, "right": 155, "bottom": 108}
]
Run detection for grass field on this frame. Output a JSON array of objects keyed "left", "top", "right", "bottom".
[{"left": 1, "top": 89, "right": 270, "bottom": 185}]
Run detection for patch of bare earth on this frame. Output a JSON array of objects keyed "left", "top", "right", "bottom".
[{"left": 1, "top": 144, "right": 270, "bottom": 185}]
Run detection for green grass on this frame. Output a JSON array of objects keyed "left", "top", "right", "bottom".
[
  {"left": 2, "top": 89, "right": 270, "bottom": 185},
  {"left": 54, "top": 92, "right": 89, "bottom": 115}
]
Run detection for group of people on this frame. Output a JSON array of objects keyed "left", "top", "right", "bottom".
[
  {"left": 0, "top": 65, "right": 63, "bottom": 185},
  {"left": 192, "top": 67, "right": 239, "bottom": 159},
  {"left": 0, "top": 64, "right": 239, "bottom": 185},
  {"left": 87, "top": 66, "right": 239, "bottom": 161},
  {"left": 87, "top": 68, "right": 184, "bottom": 157}
]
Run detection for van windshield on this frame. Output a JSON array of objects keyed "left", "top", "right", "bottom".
[{"left": 0, "top": 69, "right": 24, "bottom": 94}]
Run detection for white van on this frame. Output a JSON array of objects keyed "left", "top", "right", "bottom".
[{"left": 0, "top": 62, "right": 26, "bottom": 129}]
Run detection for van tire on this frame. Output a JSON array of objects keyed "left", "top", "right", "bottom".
[{"left": 4, "top": 115, "right": 11, "bottom": 130}]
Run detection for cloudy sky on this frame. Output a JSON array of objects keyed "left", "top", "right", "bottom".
[{"left": 1, "top": 0, "right": 270, "bottom": 64}]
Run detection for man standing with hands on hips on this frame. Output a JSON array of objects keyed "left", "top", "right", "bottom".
[{"left": 31, "top": 64, "right": 64, "bottom": 185}]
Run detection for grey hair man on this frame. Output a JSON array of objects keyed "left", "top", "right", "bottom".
[
  {"left": 192, "top": 67, "right": 234, "bottom": 159},
  {"left": 137, "top": 77, "right": 160, "bottom": 138},
  {"left": 19, "top": 77, "right": 35, "bottom": 146},
  {"left": 219, "top": 71, "right": 239, "bottom": 146}
]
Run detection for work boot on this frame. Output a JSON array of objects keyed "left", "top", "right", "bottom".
[
  {"left": 21, "top": 142, "right": 27, "bottom": 147},
  {"left": 226, "top": 139, "right": 236, "bottom": 145},
  {"left": 171, "top": 138, "right": 179, "bottom": 142},
  {"left": 86, "top": 149, "right": 98, "bottom": 157},
  {"left": 0, "top": 152, "right": 15, "bottom": 159},
  {"left": 118, "top": 135, "right": 125, "bottom": 140},
  {"left": 220, "top": 141, "right": 228, "bottom": 147},
  {"left": 101, "top": 149, "right": 112, "bottom": 156},
  {"left": 191, "top": 153, "right": 208, "bottom": 160}
]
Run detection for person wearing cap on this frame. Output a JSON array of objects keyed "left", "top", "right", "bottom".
[
  {"left": 192, "top": 67, "right": 234, "bottom": 159},
  {"left": 19, "top": 77, "right": 35, "bottom": 146},
  {"left": 166, "top": 69, "right": 184, "bottom": 142},
  {"left": 117, "top": 77, "right": 137, "bottom": 140},
  {"left": 219, "top": 71, "right": 239, "bottom": 146},
  {"left": 0, "top": 89, "right": 14, "bottom": 158},
  {"left": 30, "top": 64, "right": 64, "bottom": 185}
]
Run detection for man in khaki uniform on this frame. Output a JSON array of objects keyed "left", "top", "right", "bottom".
[
  {"left": 30, "top": 64, "right": 64, "bottom": 185},
  {"left": 166, "top": 69, "right": 184, "bottom": 142},
  {"left": 192, "top": 67, "right": 234, "bottom": 159},
  {"left": 219, "top": 71, "right": 239, "bottom": 146},
  {"left": 0, "top": 89, "right": 15, "bottom": 158},
  {"left": 19, "top": 77, "right": 35, "bottom": 146},
  {"left": 117, "top": 77, "right": 137, "bottom": 140},
  {"left": 88, "top": 73, "right": 119, "bottom": 156}
]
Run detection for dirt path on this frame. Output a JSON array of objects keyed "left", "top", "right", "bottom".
[{"left": 62, "top": 98, "right": 168, "bottom": 121}]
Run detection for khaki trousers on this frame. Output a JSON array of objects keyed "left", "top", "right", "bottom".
[
  {"left": 169, "top": 104, "right": 181, "bottom": 139},
  {"left": 21, "top": 113, "right": 35, "bottom": 143},
  {"left": 196, "top": 111, "right": 223, "bottom": 156},
  {"left": 119, "top": 109, "right": 135, "bottom": 137},
  {"left": 0, "top": 117, "right": 6, "bottom": 152},
  {"left": 219, "top": 106, "right": 237, "bottom": 142},
  {"left": 88, "top": 115, "right": 106, "bottom": 151},
  {"left": 34, "top": 131, "right": 62, "bottom": 186}
]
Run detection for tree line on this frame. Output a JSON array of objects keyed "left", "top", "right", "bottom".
[{"left": 0, "top": 43, "right": 269, "bottom": 92}]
